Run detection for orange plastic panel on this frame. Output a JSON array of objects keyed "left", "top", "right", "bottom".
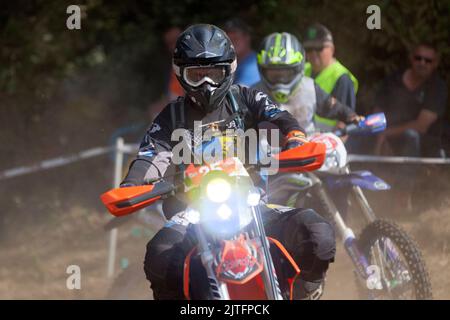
[
  {"left": 100, "top": 185, "right": 159, "bottom": 217},
  {"left": 183, "top": 247, "right": 197, "bottom": 300},
  {"left": 274, "top": 142, "right": 326, "bottom": 173},
  {"left": 226, "top": 274, "right": 267, "bottom": 300},
  {"left": 268, "top": 237, "right": 301, "bottom": 274},
  {"left": 215, "top": 238, "right": 264, "bottom": 285}
]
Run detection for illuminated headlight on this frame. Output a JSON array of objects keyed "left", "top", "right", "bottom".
[
  {"left": 206, "top": 178, "right": 231, "bottom": 203},
  {"left": 247, "top": 190, "right": 261, "bottom": 207},
  {"left": 217, "top": 204, "right": 233, "bottom": 220},
  {"left": 184, "top": 207, "right": 200, "bottom": 224}
]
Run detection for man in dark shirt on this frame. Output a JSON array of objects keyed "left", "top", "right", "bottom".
[
  {"left": 374, "top": 43, "right": 448, "bottom": 157},
  {"left": 373, "top": 43, "right": 447, "bottom": 213}
]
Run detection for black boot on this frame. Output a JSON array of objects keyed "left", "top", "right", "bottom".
[{"left": 293, "top": 278, "right": 325, "bottom": 300}]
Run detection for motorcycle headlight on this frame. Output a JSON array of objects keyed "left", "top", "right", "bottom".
[
  {"left": 247, "top": 189, "right": 261, "bottom": 207},
  {"left": 184, "top": 207, "right": 201, "bottom": 224},
  {"left": 206, "top": 178, "right": 231, "bottom": 203},
  {"left": 216, "top": 204, "right": 233, "bottom": 220}
]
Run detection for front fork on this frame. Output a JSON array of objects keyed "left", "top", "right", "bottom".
[
  {"left": 307, "top": 173, "right": 373, "bottom": 281},
  {"left": 194, "top": 224, "right": 231, "bottom": 300},
  {"left": 343, "top": 166, "right": 377, "bottom": 224},
  {"left": 251, "top": 206, "right": 284, "bottom": 300}
]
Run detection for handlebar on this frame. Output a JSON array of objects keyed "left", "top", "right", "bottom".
[
  {"left": 334, "top": 113, "right": 387, "bottom": 137},
  {"left": 101, "top": 142, "right": 326, "bottom": 217}
]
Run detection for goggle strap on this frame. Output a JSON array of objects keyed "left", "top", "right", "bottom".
[{"left": 173, "top": 64, "right": 181, "bottom": 76}]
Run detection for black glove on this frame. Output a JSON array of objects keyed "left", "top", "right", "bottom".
[
  {"left": 120, "top": 182, "right": 136, "bottom": 188},
  {"left": 282, "top": 139, "right": 305, "bottom": 151}
]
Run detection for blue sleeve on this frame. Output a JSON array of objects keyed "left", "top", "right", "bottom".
[
  {"left": 234, "top": 53, "right": 261, "bottom": 87},
  {"left": 332, "top": 74, "right": 356, "bottom": 111}
]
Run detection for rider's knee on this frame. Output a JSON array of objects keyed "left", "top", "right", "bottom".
[
  {"left": 143, "top": 225, "right": 186, "bottom": 283},
  {"left": 296, "top": 209, "right": 336, "bottom": 261},
  {"left": 311, "top": 222, "right": 336, "bottom": 261}
]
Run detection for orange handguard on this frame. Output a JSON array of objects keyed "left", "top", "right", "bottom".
[
  {"left": 100, "top": 182, "right": 174, "bottom": 217},
  {"left": 274, "top": 141, "right": 326, "bottom": 173}
]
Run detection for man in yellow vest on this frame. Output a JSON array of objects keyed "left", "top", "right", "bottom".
[{"left": 303, "top": 23, "right": 358, "bottom": 131}]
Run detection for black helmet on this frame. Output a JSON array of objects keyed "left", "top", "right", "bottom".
[
  {"left": 257, "top": 32, "right": 305, "bottom": 103},
  {"left": 173, "top": 24, "right": 237, "bottom": 113}
]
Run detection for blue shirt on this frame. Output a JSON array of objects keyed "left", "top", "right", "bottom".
[{"left": 234, "top": 51, "right": 260, "bottom": 87}]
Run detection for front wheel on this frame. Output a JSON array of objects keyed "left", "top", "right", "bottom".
[{"left": 357, "top": 219, "right": 432, "bottom": 300}]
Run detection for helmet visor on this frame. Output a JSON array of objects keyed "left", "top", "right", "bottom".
[
  {"left": 261, "top": 66, "right": 301, "bottom": 85},
  {"left": 183, "top": 65, "right": 229, "bottom": 87}
]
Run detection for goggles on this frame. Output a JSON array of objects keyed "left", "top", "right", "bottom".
[
  {"left": 261, "top": 65, "right": 302, "bottom": 85},
  {"left": 181, "top": 61, "right": 236, "bottom": 87}
]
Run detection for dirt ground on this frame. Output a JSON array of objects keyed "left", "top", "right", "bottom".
[{"left": 0, "top": 196, "right": 449, "bottom": 300}]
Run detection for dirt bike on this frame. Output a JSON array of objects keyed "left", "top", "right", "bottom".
[
  {"left": 100, "top": 131, "right": 326, "bottom": 300},
  {"left": 267, "top": 113, "right": 433, "bottom": 300}
]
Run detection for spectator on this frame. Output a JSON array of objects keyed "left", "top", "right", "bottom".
[
  {"left": 374, "top": 42, "right": 448, "bottom": 157},
  {"left": 373, "top": 42, "right": 448, "bottom": 214},
  {"left": 148, "top": 26, "right": 183, "bottom": 120},
  {"left": 303, "top": 23, "right": 358, "bottom": 131},
  {"left": 163, "top": 26, "right": 184, "bottom": 100},
  {"left": 223, "top": 18, "right": 260, "bottom": 87}
]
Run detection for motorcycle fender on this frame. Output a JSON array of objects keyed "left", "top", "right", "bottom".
[{"left": 325, "top": 171, "right": 391, "bottom": 191}]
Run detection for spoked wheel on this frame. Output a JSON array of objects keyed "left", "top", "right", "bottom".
[{"left": 357, "top": 219, "right": 432, "bottom": 300}]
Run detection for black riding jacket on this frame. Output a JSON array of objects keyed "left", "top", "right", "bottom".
[{"left": 122, "top": 85, "right": 304, "bottom": 186}]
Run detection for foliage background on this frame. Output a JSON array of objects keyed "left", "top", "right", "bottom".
[{"left": 1, "top": 0, "right": 449, "bottom": 113}]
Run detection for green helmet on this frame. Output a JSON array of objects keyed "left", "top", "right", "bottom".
[{"left": 257, "top": 32, "right": 305, "bottom": 103}]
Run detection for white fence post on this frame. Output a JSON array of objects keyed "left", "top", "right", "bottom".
[{"left": 107, "top": 137, "right": 124, "bottom": 278}]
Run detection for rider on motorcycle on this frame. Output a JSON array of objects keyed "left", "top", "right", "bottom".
[
  {"left": 252, "top": 32, "right": 364, "bottom": 215},
  {"left": 252, "top": 32, "right": 361, "bottom": 135},
  {"left": 121, "top": 24, "right": 336, "bottom": 300}
]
